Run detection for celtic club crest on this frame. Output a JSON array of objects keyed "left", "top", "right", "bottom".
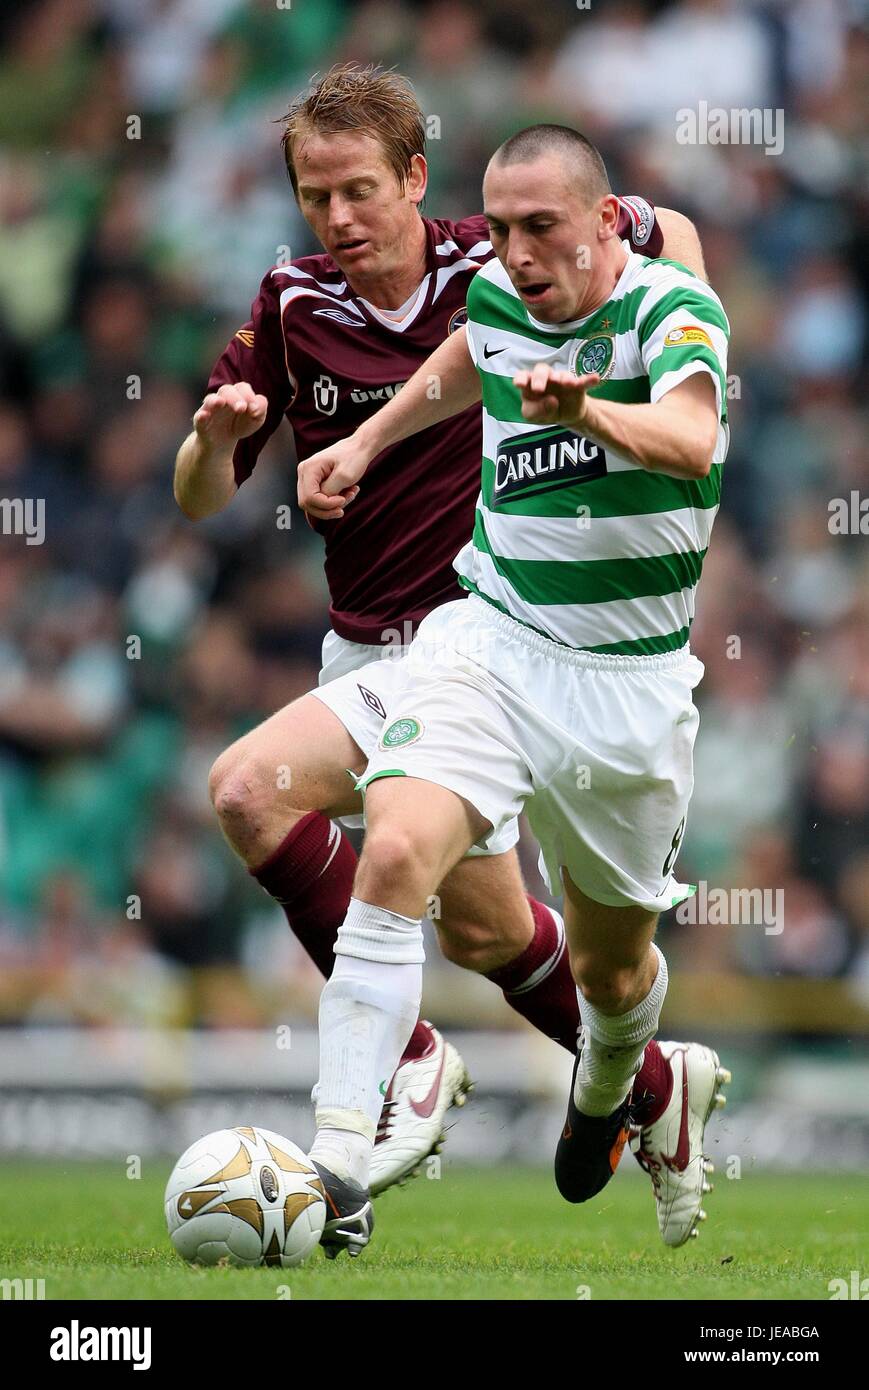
[
  {"left": 379, "top": 717, "right": 423, "bottom": 749},
  {"left": 572, "top": 334, "right": 614, "bottom": 380}
]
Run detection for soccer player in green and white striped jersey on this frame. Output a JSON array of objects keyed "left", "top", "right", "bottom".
[
  {"left": 297, "top": 125, "right": 731, "bottom": 1253},
  {"left": 458, "top": 224, "right": 728, "bottom": 655}
]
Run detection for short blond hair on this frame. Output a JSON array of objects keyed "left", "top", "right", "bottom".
[{"left": 280, "top": 63, "right": 426, "bottom": 194}]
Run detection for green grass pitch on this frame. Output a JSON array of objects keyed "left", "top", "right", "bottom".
[{"left": 1, "top": 1163, "right": 865, "bottom": 1300}]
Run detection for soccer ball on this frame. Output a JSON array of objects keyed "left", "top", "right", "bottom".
[{"left": 165, "top": 1126, "right": 327, "bottom": 1268}]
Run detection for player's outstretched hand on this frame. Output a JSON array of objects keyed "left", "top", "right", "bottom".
[
  {"left": 193, "top": 383, "right": 269, "bottom": 447},
  {"left": 297, "top": 436, "right": 371, "bottom": 521},
  {"left": 513, "top": 365, "right": 600, "bottom": 427}
]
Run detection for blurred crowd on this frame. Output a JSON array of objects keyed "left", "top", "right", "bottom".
[{"left": 0, "top": 0, "right": 866, "bottom": 1028}]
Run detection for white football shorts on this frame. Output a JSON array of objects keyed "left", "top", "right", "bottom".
[
  {"left": 314, "top": 597, "right": 703, "bottom": 912},
  {"left": 314, "top": 623, "right": 520, "bottom": 857}
]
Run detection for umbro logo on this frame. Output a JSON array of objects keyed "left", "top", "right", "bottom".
[
  {"left": 313, "top": 308, "right": 366, "bottom": 327},
  {"left": 358, "top": 684, "right": 387, "bottom": 719},
  {"left": 483, "top": 343, "right": 506, "bottom": 359}
]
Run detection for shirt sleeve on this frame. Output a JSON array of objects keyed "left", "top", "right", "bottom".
[
  {"left": 463, "top": 273, "right": 488, "bottom": 369},
  {"left": 638, "top": 277, "right": 730, "bottom": 420},
  {"left": 616, "top": 195, "right": 664, "bottom": 258},
  {"left": 206, "top": 267, "right": 296, "bottom": 486},
  {"left": 464, "top": 320, "right": 479, "bottom": 367}
]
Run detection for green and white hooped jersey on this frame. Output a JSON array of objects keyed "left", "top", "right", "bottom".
[{"left": 456, "top": 250, "right": 730, "bottom": 655}]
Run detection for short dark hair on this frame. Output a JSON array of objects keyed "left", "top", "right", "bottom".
[{"left": 491, "top": 124, "right": 611, "bottom": 202}]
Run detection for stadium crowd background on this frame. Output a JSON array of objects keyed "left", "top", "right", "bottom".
[{"left": 0, "top": 0, "right": 866, "bottom": 1033}]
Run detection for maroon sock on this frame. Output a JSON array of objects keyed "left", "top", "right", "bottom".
[
  {"left": 631, "top": 1041, "right": 672, "bottom": 1125},
  {"left": 485, "top": 897, "right": 580, "bottom": 1053},
  {"left": 251, "top": 812, "right": 357, "bottom": 979},
  {"left": 251, "top": 811, "right": 433, "bottom": 1064}
]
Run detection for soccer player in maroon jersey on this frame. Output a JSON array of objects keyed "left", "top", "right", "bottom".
[{"left": 174, "top": 64, "right": 707, "bottom": 1203}]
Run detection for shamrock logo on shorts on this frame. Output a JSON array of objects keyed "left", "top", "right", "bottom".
[{"left": 380, "top": 717, "right": 424, "bottom": 749}]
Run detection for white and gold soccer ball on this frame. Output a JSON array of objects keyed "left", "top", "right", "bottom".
[{"left": 165, "top": 1126, "right": 327, "bottom": 1268}]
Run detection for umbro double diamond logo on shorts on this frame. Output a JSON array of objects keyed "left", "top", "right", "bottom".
[
  {"left": 379, "top": 717, "right": 424, "bottom": 749},
  {"left": 358, "top": 684, "right": 387, "bottom": 719}
]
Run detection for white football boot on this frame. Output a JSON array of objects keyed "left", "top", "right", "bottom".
[
  {"left": 630, "top": 1040, "right": 730, "bottom": 1247},
  {"left": 369, "top": 1023, "right": 472, "bottom": 1196}
]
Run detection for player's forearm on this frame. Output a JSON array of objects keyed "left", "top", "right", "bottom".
[
  {"left": 581, "top": 394, "right": 716, "bottom": 479},
  {"left": 656, "top": 209, "right": 708, "bottom": 282},
  {"left": 354, "top": 328, "right": 481, "bottom": 457},
  {"left": 173, "top": 431, "right": 238, "bottom": 519}
]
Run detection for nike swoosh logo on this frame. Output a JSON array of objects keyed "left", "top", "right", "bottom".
[
  {"left": 483, "top": 344, "right": 506, "bottom": 359},
  {"left": 408, "top": 1048, "right": 446, "bottom": 1119},
  {"left": 661, "top": 1048, "right": 690, "bottom": 1173}
]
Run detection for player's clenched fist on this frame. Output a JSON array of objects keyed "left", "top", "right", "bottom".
[
  {"left": 193, "top": 383, "right": 269, "bottom": 447},
  {"left": 297, "top": 436, "right": 371, "bottom": 521},
  {"left": 513, "top": 365, "right": 600, "bottom": 428}
]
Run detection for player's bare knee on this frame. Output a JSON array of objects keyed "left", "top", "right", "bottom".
[
  {"left": 207, "top": 748, "right": 231, "bottom": 809},
  {"left": 210, "top": 753, "right": 255, "bottom": 822},
  {"left": 209, "top": 753, "right": 302, "bottom": 840},
  {"left": 571, "top": 957, "right": 639, "bottom": 1014},
  {"left": 357, "top": 826, "right": 420, "bottom": 892},
  {"left": 356, "top": 825, "right": 437, "bottom": 903}
]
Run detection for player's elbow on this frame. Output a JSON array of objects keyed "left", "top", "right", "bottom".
[
  {"left": 656, "top": 208, "right": 707, "bottom": 281},
  {"left": 657, "top": 207, "right": 692, "bottom": 235},
  {"left": 670, "top": 411, "right": 717, "bottom": 478},
  {"left": 685, "top": 445, "right": 714, "bottom": 479},
  {"left": 173, "top": 477, "right": 203, "bottom": 520},
  {"left": 691, "top": 419, "right": 719, "bottom": 477},
  {"left": 653, "top": 423, "right": 716, "bottom": 479},
  {"left": 678, "top": 450, "right": 713, "bottom": 480},
  {"left": 173, "top": 468, "right": 236, "bottom": 520},
  {"left": 173, "top": 488, "right": 195, "bottom": 520}
]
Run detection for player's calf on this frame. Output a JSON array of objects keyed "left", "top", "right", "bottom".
[
  {"left": 429, "top": 847, "right": 582, "bottom": 1052},
  {"left": 556, "top": 879, "right": 667, "bottom": 1202}
]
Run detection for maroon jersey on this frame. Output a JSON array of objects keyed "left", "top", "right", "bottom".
[{"left": 207, "top": 199, "right": 663, "bottom": 645}]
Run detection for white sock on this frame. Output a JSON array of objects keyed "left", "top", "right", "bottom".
[
  {"left": 573, "top": 944, "right": 669, "bottom": 1117},
  {"left": 310, "top": 899, "right": 423, "bottom": 1187},
  {"left": 308, "top": 1127, "right": 373, "bottom": 1190}
]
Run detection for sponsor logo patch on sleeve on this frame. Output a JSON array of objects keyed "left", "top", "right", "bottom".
[
  {"left": 619, "top": 195, "right": 654, "bottom": 246},
  {"left": 234, "top": 329, "right": 255, "bottom": 348},
  {"left": 663, "top": 325, "right": 714, "bottom": 349}
]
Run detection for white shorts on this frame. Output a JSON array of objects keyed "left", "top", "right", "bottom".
[
  {"left": 314, "top": 626, "right": 520, "bottom": 857},
  {"left": 316, "top": 598, "right": 703, "bottom": 912}
]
